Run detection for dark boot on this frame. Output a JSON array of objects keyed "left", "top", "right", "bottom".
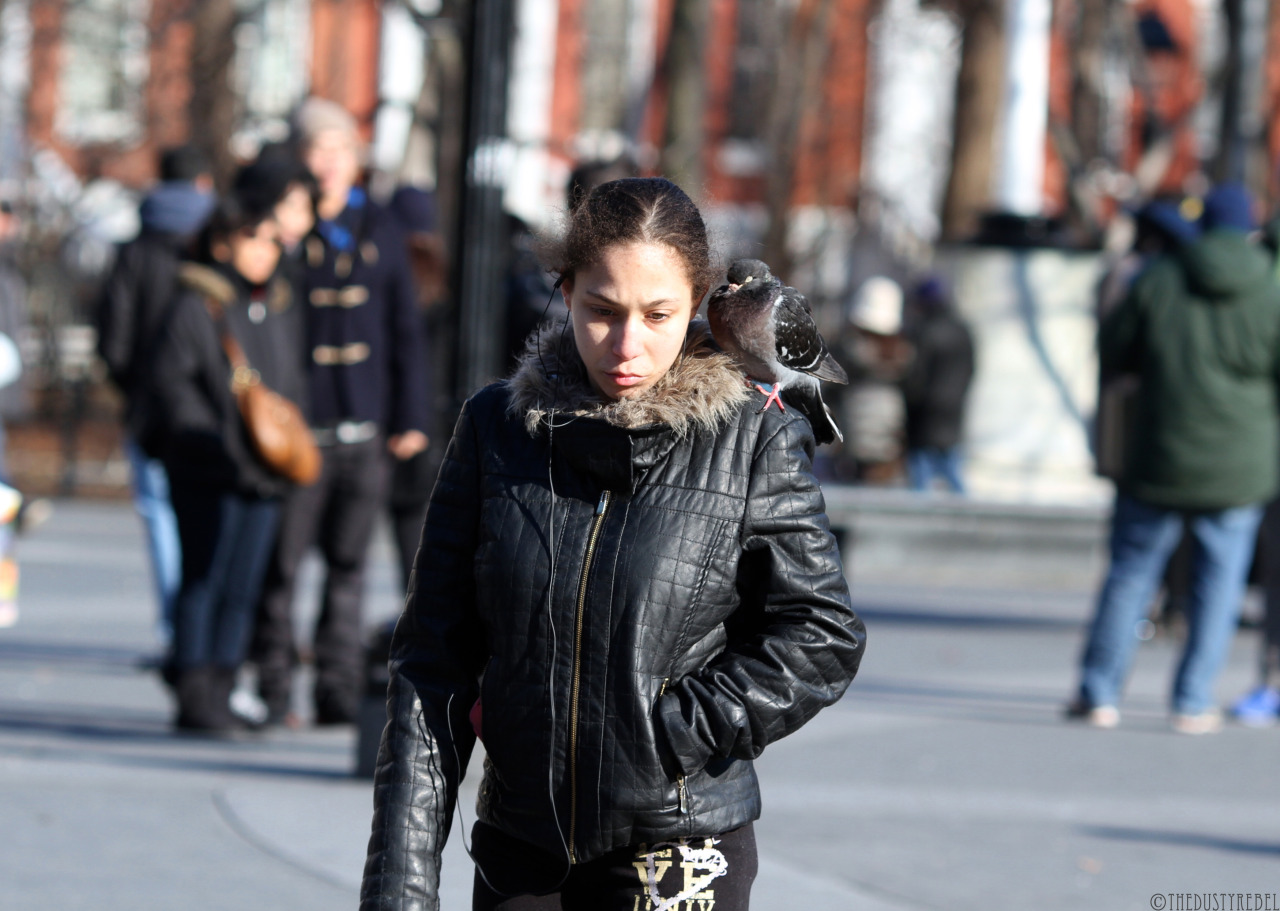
[
  {"left": 209, "top": 666, "right": 255, "bottom": 732},
  {"left": 256, "top": 663, "right": 294, "bottom": 727},
  {"left": 174, "top": 666, "right": 217, "bottom": 732},
  {"left": 174, "top": 666, "right": 241, "bottom": 735}
]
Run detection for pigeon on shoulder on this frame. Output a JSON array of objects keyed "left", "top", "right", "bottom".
[{"left": 707, "top": 258, "right": 849, "bottom": 444}]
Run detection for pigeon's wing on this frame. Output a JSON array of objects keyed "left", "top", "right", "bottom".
[
  {"left": 781, "top": 284, "right": 813, "bottom": 313},
  {"left": 773, "top": 290, "right": 849, "bottom": 384}
]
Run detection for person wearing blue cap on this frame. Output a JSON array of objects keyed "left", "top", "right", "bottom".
[
  {"left": 1069, "top": 182, "right": 1280, "bottom": 734},
  {"left": 95, "top": 145, "right": 216, "bottom": 662}
]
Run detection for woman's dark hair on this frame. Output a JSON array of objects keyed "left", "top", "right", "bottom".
[
  {"left": 193, "top": 191, "right": 273, "bottom": 264},
  {"left": 545, "top": 177, "right": 716, "bottom": 293}
]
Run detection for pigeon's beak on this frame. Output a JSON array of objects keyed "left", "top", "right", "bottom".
[{"left": 726, "top": 283, "right": 741, "bottom": 293}]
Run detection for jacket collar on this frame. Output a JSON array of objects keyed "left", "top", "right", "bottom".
[{"left": 506, "top": 317, "right": 750, "bottom": 441}]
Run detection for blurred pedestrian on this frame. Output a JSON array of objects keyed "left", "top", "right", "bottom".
[
  {"left": 1232, "top": 501, "right": 1280, "bottom": 725},
  {"left": 95, "top": 144, "right": 215, "bottom": 649},
  {"left": 1068, "top": 183, "right": 1280, "bottom": 734},
  {"left": 1229, "top": 211, "right": 1280, "bottom": 726},
  {"left": 362, "top": 176, "right": 864, "bottom": 910},
  {"left": 0, "top": 200, "right": 27, "bottom": 628},
  {"left": 839, "top": 276, "right": 913, "bottom": 483},
  {"left": 901, "top": 276, "right": 974, "bottom": 493},
  {"left": 152, "top": 177, "right": 306, "bottom": 734},
  {"left": 251, "top": 97, "right": 430, "bottom": 727},
  {"left": 385, "top": 184, "right": 442, "bottom": 593}
]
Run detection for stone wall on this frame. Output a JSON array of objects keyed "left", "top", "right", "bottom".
[{"left": 935, "top": 245, "right": 1113, "bottom": 506}]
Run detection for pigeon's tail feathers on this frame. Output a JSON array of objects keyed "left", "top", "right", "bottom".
[
  {"left": 810, "top": 351, "right": 849, "bottom": 385},
  {"left": 780, "top": 379, "right": 843, "bottom": 445},
  {"left": 816, "top": 400, "right": 844, "bottom": 445}
]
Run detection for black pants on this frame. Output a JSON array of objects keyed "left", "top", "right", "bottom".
[
  {"left": 471, "top": 821, "right": 757, "bottom": 911},
  {"left": 252, "top": 436, "right": 390, "bottom": 720},
  {"left": 170, "top": 484, "right": 280, "bottom": 672}
]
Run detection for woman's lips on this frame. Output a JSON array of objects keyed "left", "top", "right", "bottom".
[{"left": 606, "top": 372, "right": 646, "bottom": 387}]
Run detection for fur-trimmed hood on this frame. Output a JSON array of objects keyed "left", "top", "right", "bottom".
[
  {"left": 177, "top": 262, "right": 293, "bottom": 314},
  {"left": 506, "top": 318, "right": 750, "bottom": 438}
]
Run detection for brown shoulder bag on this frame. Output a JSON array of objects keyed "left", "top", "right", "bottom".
[{"left": 206, "top": 299, "right": 322, "bottom": 486}]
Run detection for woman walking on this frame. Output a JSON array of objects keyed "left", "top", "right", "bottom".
[
  {"left": 155, "top": 182, "right": 307, "bottom": 733},
  {"left": 362, "top": 177, "right": 864, "bottom": 910}
]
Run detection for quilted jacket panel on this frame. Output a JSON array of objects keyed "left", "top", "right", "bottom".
[{"left": 362, "top": 348, "right": 864, "bottom": 910}]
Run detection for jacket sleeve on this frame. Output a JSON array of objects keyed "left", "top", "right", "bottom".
[
  {"left": 151, "top": 296, "right": 233, "bottom": 476},
  {"left": 95, "top": 244, "right": 139, "bottom": 388},
  {"left": 1099, "top": 259, "right": 1165, "bottom": 376},
  {"left": 657, "top": 414, "right": 866, "bottom": 775},
  {"left": 361, "top": 397, "right": 487, "bottom": 911}
]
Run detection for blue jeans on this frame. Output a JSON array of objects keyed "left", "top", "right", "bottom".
[
  {"left": 125, "top": 438, "right": 182, "bottom": 641},
  {"left": 907, "top": 447, "right": 966, "bottom": 494},
  {"left": 170, "top": 486, "right": 280, "bottom": 671},
  {"left": 1078, "top": 493, "right": 1263, "bottom": 715}
]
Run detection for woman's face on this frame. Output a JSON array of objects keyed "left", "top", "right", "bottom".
[
  {"left": 223, "top": 220, "right": 281, "bottom": 285},
  {"left": 274, "top": 183, "right": 315, "bottom": 249},
  {"left": 562, "top": 241, "right": 698, "bottom": 401}
]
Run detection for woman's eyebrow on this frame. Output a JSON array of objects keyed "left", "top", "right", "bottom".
[{"left": 584, "top": 289, "right": 676, "bottom": 308}]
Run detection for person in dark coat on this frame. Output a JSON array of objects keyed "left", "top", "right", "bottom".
[
  {"left": 252, "top": 98, "right": 430, "bottom": 727},
  {"left": 153, "top": 183, "right": 307, "bottom": 734},
  {"left": 361, "top": 178, "right": 865, "bottom": 911},
  {"left": 95, "top": 145, "right": 215, "bottom": 646},
  {"left": 901, "top": 276, "right": 975, "bottom": 493},
  {"left": 385, "top": 185, "right": 441, "bottom": 594}
]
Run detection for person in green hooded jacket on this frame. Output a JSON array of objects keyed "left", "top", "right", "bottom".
[{"left": 1070, "top": 182, "right": 1280, "bottom": 734}]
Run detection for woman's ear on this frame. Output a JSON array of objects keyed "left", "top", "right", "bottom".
[
  {"left": 559, "top": 275, "right": 574, "bottom": 311},
  {"left": 211, "top": 240, "right": 232, "bottom": 263}
]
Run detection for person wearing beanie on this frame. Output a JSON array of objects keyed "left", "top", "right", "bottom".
[
  {"left": 251, "top": 97, "right": 430, "bottom": 728},
  {"left": 837, "top": 276, "right": 913, "bottom": 483},
  {"left": 1069, "top": 181, "right": 1280, "bottom": 735}
]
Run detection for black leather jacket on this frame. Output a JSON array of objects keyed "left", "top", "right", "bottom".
[{"left": 362, "top": 322, "right": 864, "bottom": 910}]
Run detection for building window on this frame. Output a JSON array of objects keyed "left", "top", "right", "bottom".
[
  {"left": 728, "top": 0, "right": 771, "bottom": 142},
  {"left": 580, "top": 0, "right": 630, "bottom": 133},
  {"left": 233, "top": 0, "right": 311, "bottom": 129},
  {"left": 56, "top": 0, "right": 151, "bottom": 145}
]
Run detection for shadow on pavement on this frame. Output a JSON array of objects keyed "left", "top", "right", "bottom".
[
  {"left": 853, "top": 605, "right": 1081, "bottom": 631},
  {"left": 1081, "top": 825, "right": 1280, "bottom": 857},
  {"left": 0, "top": 638, "right": 152, "bottom": 673},
  {"left": 0, "top": 705, "right": 359, "bottom": 780}
]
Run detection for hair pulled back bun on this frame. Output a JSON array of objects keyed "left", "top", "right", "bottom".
[{"left": 544, "top": 177, "right": 717, "bottom": 295}]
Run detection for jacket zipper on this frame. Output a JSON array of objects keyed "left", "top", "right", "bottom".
[
  {"left": 568, "top": 490, "right": 611, "bottom": 863},
  {"left": 660, "top": 677, "right": 688, "bottom": 815}
]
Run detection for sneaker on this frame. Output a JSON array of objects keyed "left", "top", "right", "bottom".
[
  {"left": 1065, "top": 699, "right": 1120, "bottom": 729},
  {"left": 1171, "top": 710, "right": 1223, "bottom": 735},
  {"left": 1229, "top": 686, "right": 1280, "bottom": 727}
]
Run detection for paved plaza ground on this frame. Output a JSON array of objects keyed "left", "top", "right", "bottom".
[{"left": 1, "top": 499, "right": 1277, "bottom": 910}]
